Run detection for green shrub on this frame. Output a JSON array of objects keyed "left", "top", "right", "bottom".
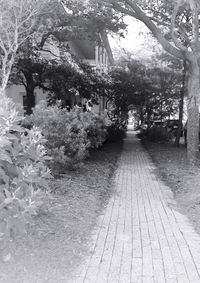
[
  {"left": 136, "top": 129, "right": 147, "bottom": 140},
  {"left": 0, "top": 96, "right": 51, "bottom": 251},
  {"left": 80, "top": 111, "right": 109, "bottom": 149},
  {"left": 24, "top": 102, "right": 109, "bottom": 170},
  {"left": 144, "top": 127, "right": 168, "bottom": 142},
  {"left": 106, "top": 124, "right": 126, "bottom": 143},
  {"left": 24, "top": 102, "right": 90, "bottom": 171}
]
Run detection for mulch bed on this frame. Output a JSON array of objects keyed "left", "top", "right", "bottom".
[
  {"left": 0, "top": 141, "right": 123, "bottom": 283},
  {"left": 142, "top": 139, "right": 200, "bottom": 235}
]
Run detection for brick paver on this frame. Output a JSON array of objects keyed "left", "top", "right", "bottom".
[{"left": 71, "top": 130, "right": 200, "bottom": 283}]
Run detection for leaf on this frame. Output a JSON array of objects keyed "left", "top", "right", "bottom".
[
  {"left": 2, "top": 253, "right": 11, "bottom": 263},
  {"left": 42, "top": 156, "right": 52, "bottom": 161},
  {"left": 0, "top": 167, "right": 9, "bottom": 184},
  {"left": 0, "top": 152, "right": 12, "bottom": 163},
  {"left": 10, "top": 125, "right": 24, "bottom": 133},
  {"left": 0, "top": 137, "right": 11, "bottom": 147},
  {"left": 4, "top": 198, "right": 13, "bottom": 205},
  {"left": 6, "top": 164, "right": 18, "bottom": 178},
  {"left": 5, "top": 133, "right": 18, "bottom": 141},
  {"left": 4, "top": 187, "right": 11, "bottom": 198}
]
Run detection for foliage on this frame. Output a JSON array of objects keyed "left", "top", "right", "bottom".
[
  {"left": 80, "top": 111, "right": 109, "bottom": 149},
  {"left": 24, "top": 101, "right": 109, "bottom": 170},
  {"left": 45, "top": 60, "right": 105, "bottom": 106},
  {"left": 104, "top": 61, "right": 180, "bottom": 135},
  {"left": 106, "top": 124, "right": 126, "bottom": 143},
  {"left": 0, "top": 96, "right": 51, "bottom": 250},
  {"left": 43, "top": 0, "right": 126, "bottom": 44},
  {"left": 0, "top": 0, "right": 47, "bottom": 94},
  {"left": 114, "top": 59, "right": 181, "bottom": 126},
  {"left": 24, "top": 102, "right": 89, "bottom": 170},
  {"left": 9, "top": 0, "right": 127, "bottom": 113},
  {"left": 11, "top": 52, "right": 109, "bottom": 113},
  {"left": 98, "top": 0, "right": 200, "bottom": 164},
  {"left": 105, "top": 67, "right": 134, "bottom": 132},
  {"left": 139, "top": 127, "right": 168, "bottom": 142}
]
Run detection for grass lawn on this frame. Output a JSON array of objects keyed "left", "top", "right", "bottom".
[
  {"left": 0, "top": 141, "right": 123, "bottom": 283},
  {"left": 143, "top": 139, "right": 200, "bottom": 236}
]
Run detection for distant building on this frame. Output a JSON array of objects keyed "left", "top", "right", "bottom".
[{"left": 67, "top": 33, "right": 114, "bottom": 112}]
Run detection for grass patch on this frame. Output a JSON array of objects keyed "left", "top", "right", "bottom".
[
  {"left": 0, "top": 141, "right": 123, "bottom": 283},
  {"left": 143, "top": 140, "right": 200, "bottom": 235}
]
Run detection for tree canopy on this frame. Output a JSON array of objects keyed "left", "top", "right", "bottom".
[{"left": 93, "top": 0, "right": 200, "bottom": 164}]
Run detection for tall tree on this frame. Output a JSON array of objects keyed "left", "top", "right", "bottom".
[
  {"left": 0, "top": 0, "right": 46, "bottom": 96},
  {"left": 10, "top": 0, "right": 126, "bottom": 113},
  {"left": 97, "top": 0, "right": 200, "bottom": 165}
]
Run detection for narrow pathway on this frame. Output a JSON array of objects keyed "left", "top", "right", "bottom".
[{"left": 71, "top": 131, "right": 200, "bottom": 283}]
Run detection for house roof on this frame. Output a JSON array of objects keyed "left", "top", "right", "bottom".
[
  {"left": 68, "top": 39, "right": 95, "bottom": 60},
  {"left": 68, "top": 33, "right": 114, "bottom": 65},
  {"left": 59, "top": 1, "right": 114, "bottom": 65}
]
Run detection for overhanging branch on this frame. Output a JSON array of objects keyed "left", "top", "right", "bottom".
[
  {"left": 105, "top": 0, "right": 185, "bottom": 59},
  {"left": 171, "top": 2, "right": 189, "bottom": 54}
]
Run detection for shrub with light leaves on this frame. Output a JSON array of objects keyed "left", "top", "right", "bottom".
[
  {"left": 24, "top": 101, "right": 90, "bottom": 170},
  {"left": 80, "top": 111, "right": 109, "bottom": 149},
  {"left": 24, "top": 101, "right": 109, "bottom": 170},
  {"left": 0, "top": 96, "right": 52, "bottom": 247}
]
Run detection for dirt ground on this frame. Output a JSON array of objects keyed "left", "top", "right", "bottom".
[
  {"left": 143, "top": 139, "right": 200, "bottom": 236},
  {"left": 0, "top": 142, "right": 123, "bottom": 283}
]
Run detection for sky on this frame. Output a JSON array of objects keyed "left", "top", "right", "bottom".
[{"left": 109, "top": 17, "right": 162, "bottom": 63}]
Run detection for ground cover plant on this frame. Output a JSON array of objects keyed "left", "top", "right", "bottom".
[
  {"left": 0, "top": 139, "right": 123, "bottom": 282},
  {"left": 143, "top": 138, "right": 200, "bottom": 236}
]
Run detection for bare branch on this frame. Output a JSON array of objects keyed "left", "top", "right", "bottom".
[{"left": 0, "top": 0, "right": 47, "bottom": 94}]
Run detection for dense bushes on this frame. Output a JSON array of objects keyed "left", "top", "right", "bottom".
[
  {"left": 138, "top": 127, "right": 168, "bottom": 142},
  {"left": 0, "top": 96, "right": 125, "bottom": 255},
  {"left": 0, "top": 96, "right": 51, "bottom": 251},
  {"left": 106, "top": 124, "right": 126, "bottom": 143},
  {"left": 81, "top": 111, "right": 108, "bottom": 149},
  {"left": 24, "top": 102, "right": 109, "bottom": 170}
]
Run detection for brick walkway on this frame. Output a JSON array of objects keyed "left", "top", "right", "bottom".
[{"left": 72, "top": 131, "right": 200, "bottom": 283}]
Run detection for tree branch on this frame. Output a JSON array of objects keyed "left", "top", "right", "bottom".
[
  {"left": 105, "top": 0, "right": 138, "bottom": 19},
  {"left": 107, "top": 0, "right": 184, "bottom": 59},
  {"left": 171, "top": 2, "right": 189, "bottom": 54},
  {"left": 178, "top": 23, "right": 191, "bottom": 46},
  {"left": 41, "top": 48, "right": 60, "bottom": 58},
  {"left": 192, "top": 3, "right": 199, "bottom": 43}
]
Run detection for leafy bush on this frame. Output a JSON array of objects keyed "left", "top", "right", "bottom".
[
  {"left": 24, "top": 102, "right": 90, "bottom": 170},
  {"left": 106, "top": 124, "right": 126, "bottom": 143},
  {"left": 142, "top": 127, "right": 168, "bottom": 142},
  {"left": 0, "top": 96, "right": 51, "bottom": 253},
  {"left": 80, "top": 111, "right": 109, "bottom": 149},
  {"left": 24, "top": 102, "right": 109, "bottom": 170}
]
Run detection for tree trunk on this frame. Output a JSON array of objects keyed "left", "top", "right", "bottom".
[
  {"left": 23, "top": 71, "right": 36, "bottom": 115},
  {"left": 187, "top": 60, "right": 200, "bottom": 165},
  {"left": 175, "top": 59, "right": 186, "bottom": 146},
  {"left": 0, "top": 88, "right": 6, "bottom": 97},
  {"left": 146, "top": 108, "right": 152, "bottom": 129},
  {"left": 25, "top": 84, "right": 35, "bottom": 115},
  {"left": 139, "top": 107, "right": 144, "bottom": 125}
]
